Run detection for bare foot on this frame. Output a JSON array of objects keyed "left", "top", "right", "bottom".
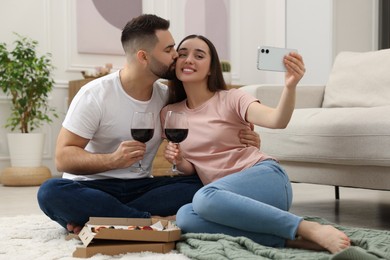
[
  {"left": 296, "top": 220, "right": 350, "bottom": 254},
  {"left": 286, "top": 236, "right": 325, "bottom": 251},
  {"left": 151, "top": 215, "right": 176, "bottom": 221},
  {"left": 67, "top": 223, "right": 83, "bottom": 235}
]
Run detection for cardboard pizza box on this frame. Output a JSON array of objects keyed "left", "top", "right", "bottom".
[
  {"left": 73, "top": 217, "right": 181, "bottom": 258},
  {"left": 73, "top": 240, "right": 176, "bottom": 258}
]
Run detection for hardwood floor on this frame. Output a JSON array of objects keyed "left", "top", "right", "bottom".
[
  {"left": 290, "top": 183, "right": 390, "bottom": 230},
  {"left": 0, "top": 185, "right": 42, "bottom": 216},
  {"left": 0, "top": 182, "right": 389, "bottom": 231}
]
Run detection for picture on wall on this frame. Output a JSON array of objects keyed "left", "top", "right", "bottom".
[
  {"left": 75, "top": 0, "right": 230, "bottom": 61},
  {"left": 76, "top": 0, "right": 142, "bottom": 55}
]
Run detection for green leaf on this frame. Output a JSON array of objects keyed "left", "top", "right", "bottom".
[{"left": 0, "top": 33, "right": 57, "bottom": 133}]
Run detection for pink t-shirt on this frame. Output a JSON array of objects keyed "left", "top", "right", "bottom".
[{"left": 161, "top": 89, "right": 274, "bottom": 185}]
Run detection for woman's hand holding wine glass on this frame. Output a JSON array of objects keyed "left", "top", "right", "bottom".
[
  {"left": 164, "top": 111, "right": 189, "bottom": 175},
  {"left": 130, "top": 112, "right": 155, "bottom": 174}
]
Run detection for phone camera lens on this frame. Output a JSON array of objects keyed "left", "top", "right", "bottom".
[
  {"left": 266, "top": 49, "right": 269, "bottom": 54},
  {"left": 261, "top": 49, "right": 265, "bottom": 53}
]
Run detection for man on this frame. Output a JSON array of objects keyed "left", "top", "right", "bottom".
[{"left": 37, "top": 14, "right": 259, "bottom": 234}]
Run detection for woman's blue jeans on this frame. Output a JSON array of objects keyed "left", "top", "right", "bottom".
[
  {"left": 176, "top": 160, "right": 302, "bottom": 247},
  {"left": 37, "top": 175, "right": 203, "bottom": 229}
]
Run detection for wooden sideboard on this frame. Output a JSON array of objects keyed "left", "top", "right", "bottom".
[
  {"left": 68, "top": 78, "right": 95, "bottom": 106},
  {"left": 227, "top": 84, "right": 243, "bottom": 89}
]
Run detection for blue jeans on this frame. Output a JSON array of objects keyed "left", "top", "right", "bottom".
[
  {"left": 176, "top": 160, "right": 302, "bottom": 247},
  {"left": 37, "top": 175, "right": 203, "bottom": 229}
]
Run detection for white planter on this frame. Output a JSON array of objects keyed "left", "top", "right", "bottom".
[
  {"left": 7, "top": 133, "right": 45, "bottom": 167},
  {"left": 223, "top": 72, "right": 232, "bottom": 85}
]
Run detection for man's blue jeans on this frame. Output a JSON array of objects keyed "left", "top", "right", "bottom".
[
  {"left": 176, "top": 160, "right": 302, "bottom": 247},
  {"left": 37, "top": 175, "right": 203, "bottom": 229}
]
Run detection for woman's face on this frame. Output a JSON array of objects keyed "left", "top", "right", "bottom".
[{"left": 175, "top": 38, "right": 211, "bottom": 84}]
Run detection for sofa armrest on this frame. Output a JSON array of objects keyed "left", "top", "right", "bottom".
[{"left": 240, "top": 84, "right": 326, "bottom": 108}]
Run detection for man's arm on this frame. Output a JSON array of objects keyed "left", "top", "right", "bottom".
[
  {"left": 55, "top": 127, "right": 145, "bottom": 175},
  {"left": 239, "top": 129, "right": 261, "bottom": 149}
]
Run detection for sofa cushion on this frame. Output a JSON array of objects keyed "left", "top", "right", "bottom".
[
  {"left": 256, "top": 106, "right": 390, "bottom": 166},
  {"left": 322, "top": 48, "right": 390, "bottom": 108}
]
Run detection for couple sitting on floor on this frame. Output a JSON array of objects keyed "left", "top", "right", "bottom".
[{"left": 37, "top": 14, "right": 350, "bottom": 254}]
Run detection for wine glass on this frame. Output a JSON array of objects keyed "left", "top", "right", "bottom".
[
  {"left": 164, "top": 111, "right": 189, "bottom": 175},
  {"left": 130, "top": 112, "right": 155, "bottom": 174}
]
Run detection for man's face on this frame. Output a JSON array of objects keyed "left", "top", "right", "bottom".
[{"left": 147, "top": 30, "right": 178, "bottom": 80}]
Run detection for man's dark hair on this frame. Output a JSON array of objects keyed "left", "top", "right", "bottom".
[{"left": 121, "top": 14, "right": 170, "bottom": 54}]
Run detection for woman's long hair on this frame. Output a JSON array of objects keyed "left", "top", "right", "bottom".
[{"left": 167, "top": 35, "right": 227, "bottom": 105}]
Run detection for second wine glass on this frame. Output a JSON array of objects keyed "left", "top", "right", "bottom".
[
  {"left": 130, "top": 112, "right": 155, "bottom": 174},
  {"left": 164, "top": 111, "right": 189, "bottom": 175}
]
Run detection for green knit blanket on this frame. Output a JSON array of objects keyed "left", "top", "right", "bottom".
[{"left": 176, "top": 216, "right": 390, "bottom": 260}]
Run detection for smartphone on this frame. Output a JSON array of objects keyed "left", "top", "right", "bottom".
[{"left": 257, "top": 46, "right": 297, "bottom": 72}]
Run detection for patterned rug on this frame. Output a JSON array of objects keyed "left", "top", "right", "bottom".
[{"left": 177, "top": 216, "right": 390, "bottom": 260}]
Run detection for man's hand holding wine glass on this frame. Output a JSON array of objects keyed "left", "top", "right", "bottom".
[
  {"left": 110, "top": 140, "right": 146, "bottom": 169},
  {"left": 130, "top": 112, "right": 155, "bottom": 174}
]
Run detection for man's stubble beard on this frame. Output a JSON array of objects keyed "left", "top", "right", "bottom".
[{"left": 149, "top": 56, "right": 176, "bottom": 80}]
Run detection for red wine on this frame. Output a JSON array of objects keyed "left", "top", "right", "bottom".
[
  {"left": 165, "top": 128, "right": 188, "bottom": 143},
  {"left": 131, "top": 129, "right": 154, "bottom": 143}
]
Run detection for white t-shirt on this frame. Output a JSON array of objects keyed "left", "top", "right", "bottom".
[
  {"left": 62, "top": 71, "right": 168, "bottom": 181},
  {"left": 161, "top": 89, "right": 273, "bottom": 185}
]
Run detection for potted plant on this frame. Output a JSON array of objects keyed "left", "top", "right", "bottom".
[
  {"left": 0, "top": 33, "right": 57, "bottom": 185},
  {"left": 220, "top": 60, "right": 232, "bottom": 85}
]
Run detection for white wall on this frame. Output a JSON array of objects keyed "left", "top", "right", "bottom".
[
  {"left": 286, "top": 0, "right": 334, "bottom": 84},
  {"left": 333, "top": 0, "right": 378, "bottom": 54},
  {"left": 287, "top": 0, "right": 378, "bottom": 84},
  {"left": 0, "top": 0, "right": 378, "bottom": 177}
]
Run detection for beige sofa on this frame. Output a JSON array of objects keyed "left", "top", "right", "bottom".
[{"left": 241, "top": 48, "right": 390, "bottom": 198}]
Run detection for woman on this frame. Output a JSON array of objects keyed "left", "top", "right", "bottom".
[{"left": 161, "top": 35, "right": 350, "bottom": 253}]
